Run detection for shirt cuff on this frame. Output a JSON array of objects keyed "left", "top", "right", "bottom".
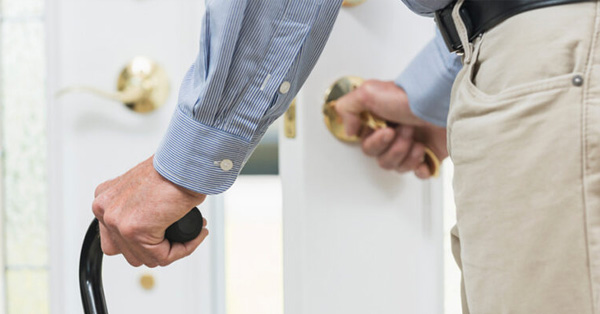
[
  {"left": 395, "top": 31, "right": 462, "bottom": 127},
  {"left": 154, "top": 106, "right": 252, "bottom": 195}
]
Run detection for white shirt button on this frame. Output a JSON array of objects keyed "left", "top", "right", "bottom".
[
  {"left": 220, "top": 159, "right": 234, "bottom": 172},
  {"left": 279, "top": 81, "right": 291, "bottom": 94}
]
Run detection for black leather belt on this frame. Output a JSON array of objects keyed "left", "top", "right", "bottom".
[{"left": 435, "top": 0, "right": 595, "bottom": 53}]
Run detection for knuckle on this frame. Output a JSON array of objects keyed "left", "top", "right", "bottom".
[
  {"left": 396, "top": 167, "right": 410, "bottom": 174},
  {"left": 91, "top": 199, "right": 104, "bottom": 218},
  {"left": 362, "top": 80, "right": 378, "bottom": 91},
  {"left": 361, "top": 143, "right": 373, "bottom": 156},
  {"left": 410, "top": 146, "right": 425, "bottom": 162},
  {"left": 362, "top": 138, "right": 384, "bottom": 157},
  {"left": 389, "top": 145, "right": 409, "bottom": 159},
  {"left": 119, "top": 222, "right": 141, "bottom": 239},
  {"left": 401, "top": 158, "right": 418, "bottom": 170},
  {"left": 129, "top": 260, "right": 143, "bottom": 268},
  {"left": 157, "top": 258, "right": 172, "bottom": 267},
  {"left": 103, "top": 212, "right": 119, "bottom": 229},
  {"left": 102, "top": 248, "right": 119, "bottom": 256},
  {"left": 378, "top": 158, "right": 395, "bottom": 170},
  {"left": 356, "top": 84, "right": 373, "bottom": 103},
  {"left": 100, "top": 240, "right": 118, "bottom": 256},
  {"left": 150, "top": 251, "right": 171, "bottom": 267},
  {"left": 94, "top": 183, "right": 106, "bottom": 198},
  {"left": 360, "top": 81, "right": 381, "bottom": 108}
]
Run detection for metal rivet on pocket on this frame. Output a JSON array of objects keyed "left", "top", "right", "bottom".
[{"left": 572, "top": 75, "right": 584, "bottom": 87}]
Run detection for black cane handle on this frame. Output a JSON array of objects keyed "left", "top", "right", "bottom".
[
  {"left": 79, "top": 207, "right": 204, "bottom": 314},
  {"left": 164, "top": 207, "right": 204, "bottom": 243}
]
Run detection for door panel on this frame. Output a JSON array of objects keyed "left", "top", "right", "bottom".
[
  {"left": 280, "top": 2, "right": 444, "bottom": 313},
  {"left": 47, "top": 1, "right": 214, "bottom": 313}
]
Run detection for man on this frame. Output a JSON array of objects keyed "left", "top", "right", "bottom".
[
  {"left": 338, "top": 1, "right": 600, "bottom": 313},
  {"left": 93, "top": 0, "right": 600, "bottom": 313},
  {"left": 92, "top": 0, "right": 447, "bottom": 268}
]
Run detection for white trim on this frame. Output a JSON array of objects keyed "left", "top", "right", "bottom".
[
  {"left": 0, "top": 2, "right": 7, "bottom": 312},
  {"left": 209, "top": 195, "right": 227, "bottom": 314},
  {"left": 429, "top": 175, "right": 447, "bottom": 314},
  {"left": 46, "top": 0, "right": 65, "bottom": 311}
]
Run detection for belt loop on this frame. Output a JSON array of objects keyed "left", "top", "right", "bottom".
[{"left": 452, "top": 0, "right": 473, "bottom": 63}]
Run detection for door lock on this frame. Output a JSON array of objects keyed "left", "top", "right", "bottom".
[
  {"left": 322, "top": 76, "right": 441, "bottom": 177},
  {"left": 139, "top": 273, "right": 156, "bottom": 291},
  {"left": 57, "top": 56, "right": 170, "bottom": 113}
]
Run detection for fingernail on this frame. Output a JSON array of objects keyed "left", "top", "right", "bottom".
[{"left": 401, "top": 127, "right": 413, "bottom": 139}]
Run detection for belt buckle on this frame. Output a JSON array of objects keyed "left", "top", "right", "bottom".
[{"left": 435, "top": 2, "right": 466, "bottom": 54}]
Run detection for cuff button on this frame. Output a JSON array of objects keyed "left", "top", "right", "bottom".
[
  {"left": 279, "top": 81, "right": 291, "bottom": 94},
  {"left": 220, "top": 159, "right": 234, "bottom": 172}
]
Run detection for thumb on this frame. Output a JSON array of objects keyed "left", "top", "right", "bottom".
[
  {"left": 335, "top": 92, "right": 367, "bottom": 137},
  {"left": 359, "top": 81, "right": 425, "bottom": 127}
]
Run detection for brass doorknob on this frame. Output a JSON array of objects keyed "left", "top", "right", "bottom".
[
  {"left": 57, "top": 56, "right": 170, "bottom": 113},
  {"left": 322, "top": 76, "right": 441, "bottom": 177}
]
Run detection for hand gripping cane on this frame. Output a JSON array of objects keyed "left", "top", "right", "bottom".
[{"left": 79, "top": 207, "right": 204, "bottom": 314}]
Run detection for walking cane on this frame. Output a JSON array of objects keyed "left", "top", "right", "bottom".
[{"left": 79, "top": 207, "right": 204, "bottom": 314}]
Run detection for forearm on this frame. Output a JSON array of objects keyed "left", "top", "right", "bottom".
[
  {"left": 155, "top": 0, "right": 343, "bottom": 195},
  {"left": 395, "top": 29, "right": 462, "bottom": 127},
  {"left": 400, "top": 0, "right": 453, "bottom": 16}
]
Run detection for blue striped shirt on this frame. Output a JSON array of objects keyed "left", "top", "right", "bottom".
[{"left": 154, "top": 0, "right": 461, "bottom": 195}]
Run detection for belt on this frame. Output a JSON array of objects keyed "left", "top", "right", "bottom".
[{"left": 435, "top": 0, "right": 595, "bottom": 53}]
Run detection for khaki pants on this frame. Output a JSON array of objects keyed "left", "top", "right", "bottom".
[{"left": 448, "top": 2, "right": 600, "bottom": 313}]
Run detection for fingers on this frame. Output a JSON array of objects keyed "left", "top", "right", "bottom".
[
  {"left": 414, "top": 163, "right": 432, "bottom": 180},
  {"left": 98, "top": 215, "right": 210, "bottom": 268},
  {"left": 374, "top": 127, "right": 412, "bottom": 169},
  {"left": 395, "top": 142, "right": 425, "bottom": 173},
  {"left": 336, "top": 101, "right": 365, "bottom": 138},
  {"left": 159, "top": 227, "right": 210, "bottom": 267},
  {"left": 335, "top": 84, "right": 371, "bottom": 137},
  {"left": 360, "top": 125, "right": 434, "bottom": 178},
  {"left": 98, "top": 223, "right": 120, "bottom": 256},
  {"left": 98, "top": 223, "right": 144, "bottom": 267},
  {"left": 158, "top": 218, "right": 209, "bottom": 266},
  {"left": 133, "top": 223, "right": 210, "bottom": 268},
  {"left": 361, "top": 128, "right": 396, "bottom": 157}
]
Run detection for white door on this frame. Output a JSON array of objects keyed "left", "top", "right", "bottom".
[
  {"left": 280, "top": 1, "right": 445, "bottom": 313},
  {"left": 46, "top": 1, "right": 217, "bottom": 313},
  {"left": 46, "top": 1, "right": 444, "bottom": 313}
]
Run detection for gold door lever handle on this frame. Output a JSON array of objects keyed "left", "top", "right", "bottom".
[
  {"left": 322, "top": 76, "right": 441, "bottom": 177},
  {"left": 56, "top": 56, "right": 170, "bottom": 113}
]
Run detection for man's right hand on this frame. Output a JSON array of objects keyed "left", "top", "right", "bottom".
[{"left": 335, "top": 80, "right": 448, "bottom": 179}]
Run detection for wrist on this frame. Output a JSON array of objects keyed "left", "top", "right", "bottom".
[{"left": 149, "top": 155, "right": 207, "bottom": 204}]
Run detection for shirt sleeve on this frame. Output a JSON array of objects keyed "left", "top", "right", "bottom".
[
  {"left": 395, "top": 29, "right": 463, "bottom": 127},
  {"left": 154, "top": 0, "right": 343, "bottom": 195},
  {"left": 400, "top": 0, "right": 454, "bottom": 16}
]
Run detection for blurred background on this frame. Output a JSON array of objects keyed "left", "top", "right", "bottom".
[{"left": 0, "top": 0, "right": 462, "bottom": 313}]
